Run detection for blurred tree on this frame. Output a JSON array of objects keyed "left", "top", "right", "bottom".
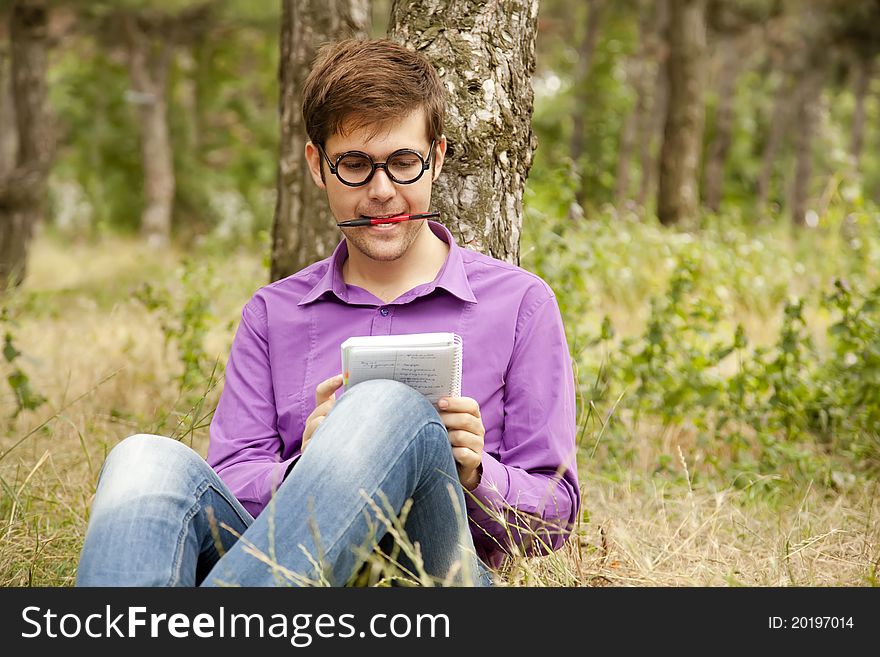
[
  {"left": 657, "top": 0, "right": 706, "bottom": 226},
  {"left": 613, "top": 0, "right": 660, "bottom": 210},
  {"left": 111, "top": 3, "right": 214, "bottom": 247},
  {"left": 120, "top": 10, "right": 175, "bottom": 247},
  {"left": 701, "top": 0, "right": 771, "bottom": 212},
  {"left": 787, "top": 3, "right": 832, "bottom": 227},
  {"left": 790, "top": 50, "right": 825, "bottom": 227},
  {"left": 569, "top": 0, "right": 605, "bottom": 208},
  {"left": 849, "top": 55, "right": 874, "bottom": 171},
  {"left": 0, "top": 0, "right": 51, "bottom": 289},
  {"left": 389, "top": 0, "right": 539, "bottom": 263},
  {"left": 755, "top": 29, "right": 794, "bottom": 211},
  {"left": 0, "top": 16, "right": 16, "bottom": 179},
  {"left": 637, "top": 0, "right": 669, "bottom": 211},
  {"left": 270, "top": 0, "right": 370, "bottom": 283},
  {"left": 822, "top": 0, "right": 880, "bottom": 173}
]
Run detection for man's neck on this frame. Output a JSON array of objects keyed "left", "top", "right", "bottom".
[{"left": 342, "top": 222, "right": 449, "bottom": 304}]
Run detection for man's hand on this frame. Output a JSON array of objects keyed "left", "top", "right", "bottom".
[
  {"left": 302, "top": 374, "right": 344, "bottom": 453},
  {"left": 437, "top": 396, "right": 485, "bottom": 490}
]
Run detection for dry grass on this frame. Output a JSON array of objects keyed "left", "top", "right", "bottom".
[{"left": 1, "top": 234, "right": 877, "bottom": 587}]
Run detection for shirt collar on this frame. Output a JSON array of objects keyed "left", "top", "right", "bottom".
[{"left": 298, "top": 220, "right": 477, "bottom": 306}]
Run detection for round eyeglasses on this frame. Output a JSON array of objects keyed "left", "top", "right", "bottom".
[{"left": 318, "top": 140, "right": 436, "bottom": 187}]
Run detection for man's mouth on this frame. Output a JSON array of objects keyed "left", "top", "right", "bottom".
[{"left": 364, "top": 213, "right": 406, "bottom": 226}]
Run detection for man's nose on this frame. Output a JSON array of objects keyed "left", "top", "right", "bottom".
[{"left": 366, "top": 166, "right": 396, "bottom": 202}]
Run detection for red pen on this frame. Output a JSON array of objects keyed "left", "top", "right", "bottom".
[{"left": 336, "top": 211, "right": 440, "bottom": 227}]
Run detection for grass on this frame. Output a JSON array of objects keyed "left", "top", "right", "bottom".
[{"left": 1, "top": 227, "right": 878, "bottom": 587}]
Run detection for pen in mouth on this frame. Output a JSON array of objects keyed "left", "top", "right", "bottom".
[{"left": 336, "top": 211, "right": 440, "bottom": 227}]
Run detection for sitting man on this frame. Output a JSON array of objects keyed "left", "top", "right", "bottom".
[{"left": 76, "top": 38, "right": 580, "bottom": 587}]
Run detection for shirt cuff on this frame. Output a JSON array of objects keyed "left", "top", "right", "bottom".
[{"left": 464, "top": 451, "right": 510, "bottom": 517}]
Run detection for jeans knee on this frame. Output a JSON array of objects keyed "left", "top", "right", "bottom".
[
  {"left": 105, "top": 433, "right": 189, "bottom": 470},
  {"left": 97, "top": 434, "right": 201, "bottom": 503},
  {"left": 338, "top": 379, "right": 438, "bottom": 422},
  {"left": 322, "top": 379, "right": 448, "bottom": 459}
]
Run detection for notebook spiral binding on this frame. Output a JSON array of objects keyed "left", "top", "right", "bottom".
[{"left": 451, "top": 333, "right": 463, "bottom": 397}]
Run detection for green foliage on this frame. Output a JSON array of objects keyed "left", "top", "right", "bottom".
[
  {"left": 811, "top": 279, "right": 880, "bottom": 467},
  {"left": 0, "top": 308, "right": 47, "bottom": 420},
  {"left": 133, "top": 258, "right": 227, "bottom": 432},
  {"left": 49, "top": 5, "right": 279, "bottom": 244},
  {"left": 522, "top": 169, "right": 880, "bottom": 489}
]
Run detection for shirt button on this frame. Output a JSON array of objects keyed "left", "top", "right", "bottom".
[{"left": 379, "top": 307, "right": 389, "bottom": 316}]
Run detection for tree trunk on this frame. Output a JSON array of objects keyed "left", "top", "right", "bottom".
[
  {"left": 613, "top": 89, "right": 638, "bottom": 209},
  {"left": 123, "top": 14, "right": 175, "bottom": 249},
  {"left": 389, "top": 0, "right": 539, "bottom": 264},
  {"left": 636, "top": 0, "right": 669, "bottom": 211},
  {"left": 570, "top": 0, "right": 605, "bottom": 207},
  {"left": 0, "top": 0, "right": 50, "bottom": 290},
  {"left": 270, "top": 0, "right": 370, "bottom": 282},
  {"left": 756, "top": 72, "right": 791, "bottom": 210},
  {"left": 850, "top": 55, "right": 874, "bottom": 172},
  {"left": 0, "top": 46, "right": 18, "bottom": 179},
  {"left": 703, "top": 37, "right": 741, "bottom": 212},
  {"left": 615, "top": 7, "right": 655, "bottom": 209},
  {"left": 791, "top": 68, "right": 823, "bottom": 227},
  {"left": 657, "top": 0, "right": 706, "bottom": 226}
]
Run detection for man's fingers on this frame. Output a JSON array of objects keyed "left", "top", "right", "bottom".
[
  {"left": 447, "top": 428, "right": 482, "bottom": 451},
  {"left": 315, "top": 396, "right": 336, "bottom": 417},
  {"left": 439, "top": 411, "right": 483, "bottom": 435},
  {"left": 451, "top": 445, "right": 480, "bottom": 469},
  {"left": 315, "top": 374, "right": 344, "bottom": 404},
  {"left": 437, "top": 396, "right": 480, "bottom": 418},
  {"left": 302, "top": 415, "right": 327, "bottom": 449}
]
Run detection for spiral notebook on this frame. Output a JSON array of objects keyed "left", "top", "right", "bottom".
[{"left": 340, "top": 332, "right": 462, "bottom": 403}]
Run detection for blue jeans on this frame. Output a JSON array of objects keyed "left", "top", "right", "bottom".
[{"left": 76, "top": 379, "right": 491, "bottom": 587}]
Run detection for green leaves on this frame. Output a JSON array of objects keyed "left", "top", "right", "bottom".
[
  {"left": 2, "top": 317, "right": 47, "bottom": 420},
  {"left": 522, "top": 201, "right": 880, "bottom": 487}
]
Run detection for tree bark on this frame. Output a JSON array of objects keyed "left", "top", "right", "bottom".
[
  {"left": 0, "top": 0, "right": 50, "bottom": 290},
  {"left": 123, "top": 14, "right": 175, "bottom": 249},
  {"left": 850, "top": 55, "right": 874, "bottom": 172},
  {"left": 389, "top": 0, "right": 539, "bottom": 264},
  {"left": 657, "top": 0, "right": 706, "bottom": 226},
  {"left": 791, "top": 67, "right": 823, "bottom": 227},
  {"left": 702, "top": 37, "right": 741, "bottom": 212},
  {"left": 270, "top": 0, "right": 370, "bottom": 282}
]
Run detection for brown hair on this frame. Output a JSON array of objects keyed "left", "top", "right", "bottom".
[{"left": 302, "top": 39, "right": 445, "bottom": 147}]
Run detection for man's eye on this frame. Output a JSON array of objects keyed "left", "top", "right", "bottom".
[
  {"left": 391, "top": 158, "right": 419, "bottom": 169},
  {"left": 341, "top": 161, "right": 368, "bottom": 171}
]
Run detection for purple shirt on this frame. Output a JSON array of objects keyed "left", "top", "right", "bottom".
[{"left": 208, "top": 221, "right": 580, "bottom": 568}]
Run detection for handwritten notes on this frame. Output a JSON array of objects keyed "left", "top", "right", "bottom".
[{"left": 341, "top": 333, "right": 462, "bottom": 403}]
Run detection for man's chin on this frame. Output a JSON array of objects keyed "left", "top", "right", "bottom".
[{"left": 345, "top": 236, "right": 406, "bottom": 261}]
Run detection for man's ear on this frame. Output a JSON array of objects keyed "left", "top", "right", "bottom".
[
  {"left": 305, "top": 141, "right": 326, "bottom": 189},
  {"left": 432, "top": 135, "right": 448, "bottom": 181}
]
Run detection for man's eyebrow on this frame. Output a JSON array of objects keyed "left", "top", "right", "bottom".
[{"left": 329, "top": 145, "right": 429, "bottom": 159}]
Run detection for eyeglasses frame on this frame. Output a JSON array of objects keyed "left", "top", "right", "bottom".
[{"left": 317, "top": 140, "right": 437, "bottom": 187}]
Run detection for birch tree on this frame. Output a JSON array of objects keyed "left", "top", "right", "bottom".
[{"left": 389, "top": 0, "right": 539, "bottom": 264}]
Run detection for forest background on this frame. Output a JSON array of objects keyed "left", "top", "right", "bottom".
[{"left": 1, "top": 0, "right": 879, "bottom": 586}]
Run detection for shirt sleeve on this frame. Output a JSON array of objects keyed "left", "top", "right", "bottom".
[
  {"left": 207, "top": 298, "right": 300, "bottom": 518},
  {"left": 465, "top": 292, "right": 581, "bottom": 566}
]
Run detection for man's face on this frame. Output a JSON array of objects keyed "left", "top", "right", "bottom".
[{"left": 306, "top": 108, "right": 446, "bottom": 263}]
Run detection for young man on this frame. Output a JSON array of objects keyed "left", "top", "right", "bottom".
[{"left": 76, "top": 39, "right": 579, "bottom": 587}]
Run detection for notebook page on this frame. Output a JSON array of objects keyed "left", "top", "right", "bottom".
[{"left": 345, "top": 344, "right": 458, "bottom": 403}]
